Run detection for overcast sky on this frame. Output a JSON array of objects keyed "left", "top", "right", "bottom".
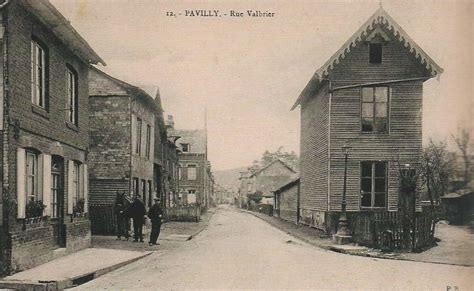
[{"left": 51, "top": 0, "right": 473, "bottom": 171}]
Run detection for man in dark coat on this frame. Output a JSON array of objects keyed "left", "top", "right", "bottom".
[
  {"left": 114, "top": 192, "right": 129, "bottom": 240},
  {"left": 128, "top": 196, "right": 147, "bottom": 242},
  {"left": 148, "top": 198, "right": 164, "bottom": 246}
]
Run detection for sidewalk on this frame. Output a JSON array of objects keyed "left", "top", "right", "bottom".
[
  {"left": 0, "top": 248, "right": 151, "bottom": 290},
  {"left": 91, "top": 207, "right": 215, "bottom": 252},
  {"left": 242, "top": 208, "right": 474, "bottom": 267}
]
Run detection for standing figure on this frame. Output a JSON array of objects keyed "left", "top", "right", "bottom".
[
  {"left": 148, "top": 198, "right": 164, "bottom": 246},
  {"left": 128, "top": 196, "right": 147, "bottom": 242},
  {"left": 114, "top": 192, "right": 129, "bottom": 240}
]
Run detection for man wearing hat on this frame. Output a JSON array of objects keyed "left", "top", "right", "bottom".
[{"left": 147, "top": 197, "right": 164, "bottom": 246}]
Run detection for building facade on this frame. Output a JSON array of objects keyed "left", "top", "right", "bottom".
[
  {"left": 88, "top": 68, "right": 159, "bottom": 228},
  {"left": 242, "top": 159, "right": 297, "bottom": 206},
  {"left": 170, "top": 128, "right": 213, "bottom": 209},
  {"left": 274, "top": 178, "right": 300, "bottom": 224},
  {"left": 0, "top": 0, "right": 104, "bottom": 273},
  {"left": 292, "top": 7, "right": 443, "bottom": 232}
]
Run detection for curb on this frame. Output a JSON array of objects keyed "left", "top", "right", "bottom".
[
  {"left": 239, "top": 208, "right": 474, "bottom": 268},
  {"left": 189, "top": 208, "right": 216, "bottom": 239},
  {"left": 0, "top": 251, "right": 153, "bottom": 291}
]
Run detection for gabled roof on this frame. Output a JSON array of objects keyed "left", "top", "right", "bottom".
[
  {"left": 19, "top": 0, "right": 105, "bottom": 66},
  {"left": 89, "top": 67, "right": 159, "bottom": 113},
  {"left": 272, "top": 177, "right": 300, "bottom": 194},
  {"left": 291, "top": 7, "right": 443, "bottom": 110},
  {"left": 249, "top": 159, "right": 296, "bottom": 178}
]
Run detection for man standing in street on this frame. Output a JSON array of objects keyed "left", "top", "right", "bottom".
[
  {"left": 128, "top": 195, "right": 147, "bottom": 242},
  {"left": 148, "top": 197, "right": 164, "bottom": 246}
]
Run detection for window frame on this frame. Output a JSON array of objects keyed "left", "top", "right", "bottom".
[
  {"left": 360, "top": 86, "right": 390, "bottom": 134},
  {"left": 31, "top": 38, "right": 48, "bottom": 110},
  {"left": 359, "top": 161, "right": 388, "bottom": 209},
  {"left": 369, "top": 42, "right": 383, "bottom": 64},
  {"left": 181, "top": 143, "right": 190, "bottom": 153},
  {"left": 25, "top": 150, "right": 40, "bottom": 203},
  {"left": 187, "top": 164, "right": 197, "bottom": 181},
  {"left": 145, "top": 124, "right": 151, "bottom": 158},
  {"left": 72, "top": 161, "right": 82, "bottom": 209},
  {"left": 66, "top": 65, "right": 79, "bottom": 126},
  {"left": 136, "top": 117, "right": 142, "bottom": 155}
]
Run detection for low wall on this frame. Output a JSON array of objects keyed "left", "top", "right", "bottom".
[{"left": 166, "top": 205, "right": 201, "bottom": 222}]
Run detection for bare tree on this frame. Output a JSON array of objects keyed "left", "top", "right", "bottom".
[
  {"left": 452, "top": 128, "right": 472, "bottom": 187},
  {"left": 421, "top": 140, "right": 454, "bottom": 239}
]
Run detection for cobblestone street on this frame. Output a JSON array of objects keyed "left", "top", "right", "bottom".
[{"left": 75, "top": 205, "right": 473, "bottom": 290}]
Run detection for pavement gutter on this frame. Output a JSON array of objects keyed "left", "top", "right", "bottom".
[
  {"left": 0, "top": 251, "right": 153, "bottom": 291},
  {"left": 239, "top": 208, "right": 474, "bottom": 268}
]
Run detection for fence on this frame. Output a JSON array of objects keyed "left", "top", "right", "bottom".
[
  {"left": 166, "top": 205, "right": 201, "bottom": 222},
  {"left": 350, "top": 210, "right": 434, "bottom": 250}
]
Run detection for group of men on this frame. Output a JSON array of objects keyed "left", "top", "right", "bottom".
[{"left": 115, "top": 195, "right": 164, "bottom": 246}]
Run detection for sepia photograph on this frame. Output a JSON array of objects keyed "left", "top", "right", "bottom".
[{"left": 0, "top": 0, "right": 472, "bottom": 289}]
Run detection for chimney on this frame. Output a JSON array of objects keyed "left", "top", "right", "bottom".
[{"left": 166, "top": 115, "right": 175, "bottom": 129}]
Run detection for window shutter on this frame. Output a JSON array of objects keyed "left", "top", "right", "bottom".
[
  {"left": 42, "top": 154, "right": 52, "bottom": 216},
  {"left": 17, "top": 148, "right": 26, "bottom": 218},
  {"left": 149, "top": 126, "right": 155, "bottom": 160},
  {"left": 83, "top": 164, "right": 89, "bottom": 213},
  {"left": 67, "top": 160, "right": 74, "bottom": 214},
  {"left": 131, "top": 114, "right": 136, "bottom": 154}
]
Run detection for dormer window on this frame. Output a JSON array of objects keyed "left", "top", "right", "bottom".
[
  {"left": 369, "top": 43, "right": 382, "bottom": 64},
  {"left": 181, "top": 143, "right": 189, "bottom": 152}
]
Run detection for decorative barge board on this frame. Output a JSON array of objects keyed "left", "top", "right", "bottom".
[{"left": 292, "top": 7, "right": 442, "bottom": 235}]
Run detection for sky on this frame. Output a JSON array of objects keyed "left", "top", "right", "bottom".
[{"left": 50, "top": 0, "right": 473, "bottom": 171}]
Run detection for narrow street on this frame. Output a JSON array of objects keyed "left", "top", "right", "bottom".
[{"left": 75, "top": 205, "right": 472, "bottom": 290}]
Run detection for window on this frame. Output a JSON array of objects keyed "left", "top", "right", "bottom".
[
  {"left": 141, "top": 179, "right": 146, "bottom": 205},
  {"left": 136, "top": 117, "right": 142, "bottom": 155},
  {"left": 181, "top": 143, "right": 189, "bottom": 152},
  {"left": 67, "top": 67, "right": 78, "bottom": 125},
  {"left": 132, "top": 177, "right": 139, "bottom": 197},
  {"left": 187, "top": 164, "right": 197, "bottom": 180},
  {"left": 31, "top": 40, "right": 47, "bottom": 108},
  {"left": 26, "top": 151, "right": 39, "bottom": 203},
  {"left": 51, "top": 161, "right": 61, "bottom": 218},
  {"left": 145, "top": 124, "right": 151, "bottom": 158},
  {"left": 361, "top": 86, "right": 388, "bottom": 133},
  {"left": 369, "top": 43, "right": 382, "bottom": 64},
  {"left": 360, "top": 161, "right": 387, "bottom": 208},
  {"left": 178, "top": 165, "right": 182, "bottom": 180},
  {"left": 72, "top": 162, "right": 83, "bottom": 210},
  {"left": 148, "top": 180, "right": 152, "bottom": 207}
]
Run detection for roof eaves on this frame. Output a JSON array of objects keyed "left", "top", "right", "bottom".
[{"left": 21, "top": 0, "right": 105, "bottom": 66}]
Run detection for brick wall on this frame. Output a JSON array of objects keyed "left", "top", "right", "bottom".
[
  {"left": 2, "top": 2, "right": 92, "bottom": 274},
  {"left": 88, "top": 94, "right": 131, "bottom": 180},
  {"left": 178, "top": 153, "right": 207, "bottom": 204}
]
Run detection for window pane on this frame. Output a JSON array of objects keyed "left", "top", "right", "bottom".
[
  {"left": 374, "top": 193, "right": 386, "bottom": 207},
  {"left": 374, "top": 162, "right": 386, "bottom": 177},
  {"left": 361, "top": 162, "right": 372, "bottom": 177},
  {"left": 369, "top": 43, "right": 382, "bottom": 64},
  {"left": 375, "top": 103, "right": 387, "bottom": 117},
  {"left": 374, "top": 178, "right": 386, "bottom": 192},
  {"left": 375, "top": 87, "right": 388, "bottom": 102},
  {"left": 361, "top": 178, "right": 372, "bottom": 192},
  {"left": 362, "top": 118, "right": 373, "bottom": 132},
  {"left": 374, "top": 117, "right": 387, "bottom": 133},
  {"left": 361, "top": 193, "right": 371, "bottom": 207},
  {"left": 362, "top": 103, "right": 373, "bottom": 117},
  {"left": 362, "top": 87, "right": 373, "bottom": 102}
]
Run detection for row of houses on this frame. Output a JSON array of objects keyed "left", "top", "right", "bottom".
[
  {"left": 241, "top": 7, "right": 445, "bottom": 249},
  {"left": 0, "top": 0, "right": 214, "bottom": 274}
]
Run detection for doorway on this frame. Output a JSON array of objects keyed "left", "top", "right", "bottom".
[{"left": 51, "top": 156, "right": 66, "bottom": 247}]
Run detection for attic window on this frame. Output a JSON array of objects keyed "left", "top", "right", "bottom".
[
  {"left": 369, "top": 43, "right": 382, "bottom": 64},
  {"left": 181, "top": 143, "right": 189, "bottom": 152}
]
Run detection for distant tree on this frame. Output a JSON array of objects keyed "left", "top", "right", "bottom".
[
  {"left": 421, "top": 140, "right": 454, "bottom": 206},
  {"left": 260, "top": 146, "right": 299, "bottom": 170},
  {"left": 452, "top": 128, "right": 472, "bottom": 187}
]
